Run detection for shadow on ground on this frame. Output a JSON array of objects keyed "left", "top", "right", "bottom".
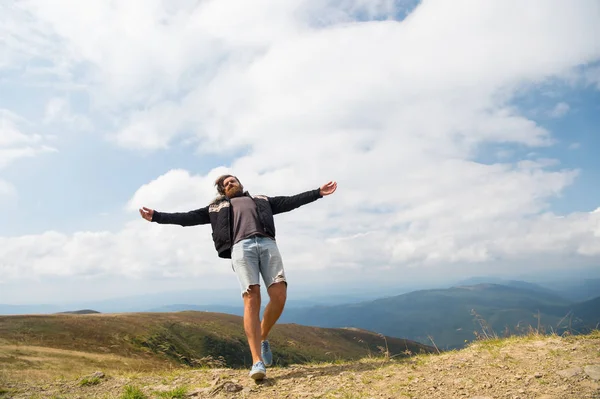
[{"left": 257, "top": 358, "right": 413, "bottom": 385}]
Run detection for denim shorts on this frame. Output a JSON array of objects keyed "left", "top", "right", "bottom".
[{"left": 231, "top": 235, "right": 287, "bottom": 296}]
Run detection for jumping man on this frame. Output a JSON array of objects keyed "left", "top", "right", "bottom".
[{"left": 139, "top": 175, "right": 337, "bottom": 380}]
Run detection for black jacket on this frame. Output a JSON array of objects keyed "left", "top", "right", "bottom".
[{"left": 151, "top": 188, "right": 323, "bottom": 259}]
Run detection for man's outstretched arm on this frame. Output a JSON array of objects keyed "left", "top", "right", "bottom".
[
  {"left": 268, "top": 181, "right": 337, "bottom": 215},
  {"left": 139, "top": 206, "right": 210, "bottom": 226}
]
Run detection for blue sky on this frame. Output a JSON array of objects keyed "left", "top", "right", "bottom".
[{"left": 1, "top": 0, "right": 600, "bottom": 304}]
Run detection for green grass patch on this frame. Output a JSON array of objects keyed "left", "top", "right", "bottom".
[
  {"left": 79, "top": 376, "right": 102, "bottom": 386},
  {"left": 588, "top": 329, "right": 600, "bottom": 339},
  {"left": 156, "top": 386, "right": 188, "bottom": 398},
  {"left": 121, "top": 385, "right": 147, "bottom": 399},
  {"left": 473, "top": 338, "right": 505, "bottom": 351}
]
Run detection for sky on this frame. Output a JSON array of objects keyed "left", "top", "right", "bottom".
[{"left": 1, "top": 0, "right": 599, "bottom": 305}]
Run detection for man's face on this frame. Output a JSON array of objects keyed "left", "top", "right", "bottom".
[{"left": 223, "top": 176, "right": 243, "bottom": 198}]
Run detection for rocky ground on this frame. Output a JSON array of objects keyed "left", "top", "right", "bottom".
[{"left": 1, "top": 332, "right": 599, "bottom": 398}]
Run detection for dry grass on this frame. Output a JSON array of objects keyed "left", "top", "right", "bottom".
[
  {"left": 1, "top": 332, "right": 599, "bottom": 398},
  {"left": 0, "top": 344, "right": 171, "bottom": 383}
]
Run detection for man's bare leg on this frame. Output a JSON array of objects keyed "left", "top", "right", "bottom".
[
  {"left": 243, "top": 285, "right": 263, "bottom": 364},
  {"left": 261, "top": 282, "right": 287, "bottom": 340}
]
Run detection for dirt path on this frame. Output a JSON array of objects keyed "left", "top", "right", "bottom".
[{"left": 1, "top": 332, "right": 599, "bottom": 398}]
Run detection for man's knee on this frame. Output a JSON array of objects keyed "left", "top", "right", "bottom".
[
  {"left": 268, "top": 282, "right": 287, "bottom": 304},
  {"left": 243, "top": 285, "right": 261, "bottom": 304}
]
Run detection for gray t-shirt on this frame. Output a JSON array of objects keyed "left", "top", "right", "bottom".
[{"left": 230, "top": 196, "right": 270, "bottom": 244}]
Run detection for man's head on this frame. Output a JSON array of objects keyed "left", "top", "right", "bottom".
[{"left": 215, "top": 174, "right": 244, "bottom": 198}]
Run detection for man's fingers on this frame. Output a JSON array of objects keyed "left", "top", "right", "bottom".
[{"left": 139, "top": 207, "right": 153, "bottom": 220}]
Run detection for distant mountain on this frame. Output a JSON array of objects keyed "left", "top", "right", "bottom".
[
  {"left": 568, "top": 296, "right": 600, "bottom": 323},
  {"left": 454, "top": 278, "right": 566, "bottom": 298},
  {"left": 455, "top": 274, "right": 600, "bottom": 302},
  {"left": 0, "top": 289, "right": 393, "bottom": 315},
  {"left": 540, "top": 278, "right": 600, "bottom": 302},
  {"left": 0, "top": 311, "right": 434, "bottom": 368},
  {"left": 542, "top": 296, "right": 600, "bottom": 329},
  {"left": 147, "top": 304, "right": 243, "bottom": 315},
  {"left": 279, "top": 284, "right": 586, "bottom": 349},
  {"left": 56, "top": 309, "right": 101, "bottom": 315}
]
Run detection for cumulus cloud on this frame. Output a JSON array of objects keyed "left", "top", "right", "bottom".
[
  {"left": 548, "top": 102, "right": 570, "bottom": 118},
  {"left": 43, "top": 97, "right": 91, "bottom": 130},
  {"left": 0, "top": 0, "right": 600, "bottom": 293},
  {"left": 0, "top": 224, "right": 227, "bottom": 283},
  {"left": 0, "top": 109, "right": 56, "bottom": 170},
  {"left": 0, "top": 110, "right": 55, "bottom": 207},
  {"left": 585, "top": 66, "right": 600, "bottom": 89}
]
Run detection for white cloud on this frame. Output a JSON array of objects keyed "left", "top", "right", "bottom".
[
  {"left": 43, "top": 97, "right": 91, "bottom": 130},
  {"left": 0, "top": 179, "right": 16, "bottom": 198},
  {"left": 0, "top": 109, "right": 56, "bottom": 169},
  {"left": 548, "top": 102, "right": 570, "bottom": 118},
  {"left": 0, "top": 225, "right": 227, "bottom": 283},
  {"left": 585, "top": 66, "right": 600, "bottom": 89},
  {"left": 1, "top": 0, "right": 600, "bottom": 294},
  {"left": 1, "top": 164, "right": 598, "bottom": 291},
  {"left": 0, "top": 109, "right": 56, "bottom": 204}
]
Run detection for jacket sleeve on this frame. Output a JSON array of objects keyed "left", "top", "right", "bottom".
[
  {"left": 268, "top": 188, "right": 323, "bottom": 215},
  {"left": 151, "top": 206, "right": 210, "bottom": 226}
]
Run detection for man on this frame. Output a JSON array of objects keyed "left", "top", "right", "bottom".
[{"left": 139, "top": 175, "right": 337, "bottom": 380}]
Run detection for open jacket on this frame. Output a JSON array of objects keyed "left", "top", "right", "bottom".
[{"left": 151, "top": 188, "right": 322, "bottom": 259}]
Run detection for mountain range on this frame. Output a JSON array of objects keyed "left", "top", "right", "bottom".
[
  {"left": 1, "top": 277, "right": 599, "bottom": 350},
  {"left": 278, "top": 283, "right": 600, "bottom": 349}
]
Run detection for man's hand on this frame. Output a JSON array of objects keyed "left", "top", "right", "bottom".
[
  {"left": 139, "top": 207, "right": 154, "bottom": 221},
  {"left": 320, "top": 181, "right": 337, "bottom": 196}
]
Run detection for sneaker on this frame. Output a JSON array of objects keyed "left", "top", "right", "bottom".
[
  {"left": 261, "top": 340, "right": 273, "bottom": 367},
  {"left": 249, "top": 361, "right": 266, "bottom": 380}
]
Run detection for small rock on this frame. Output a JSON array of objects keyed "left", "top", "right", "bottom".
[
  {"left": 469, "top": 397, "right": 493, "bottom": 399},
  {"left": 514, "top": 375, "right": 522, "bottom": 380},
  {"left": 534, "top": 372, "right": 543, "bottom": 378},
  {"left": 90, "top": 371, "right": 105, "bottom": 379},
  {"left": 307, "top": 374, "right": 314, "bottom": 379},
  {"left": 518, "top": 389, "right": 525, "bottom": 394},
  {"left": 557, "top": 367, "right": 582, "bottom": 378},
  {"left": 584, "top": 365, "right": 600, "bottom": 381},
  {"left": 223, "top": 382, "right": 243, "bottom": 393}
]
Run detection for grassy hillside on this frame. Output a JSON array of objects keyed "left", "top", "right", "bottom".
[
  {"left": 1, "top": 329, "right": 598, "bottom": 398},
  {"left": 0, "top": 311, "right": 432, "bottom": 371},
  {"left": 279, "top": 283, "right": 598, "bottom": 349}
]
